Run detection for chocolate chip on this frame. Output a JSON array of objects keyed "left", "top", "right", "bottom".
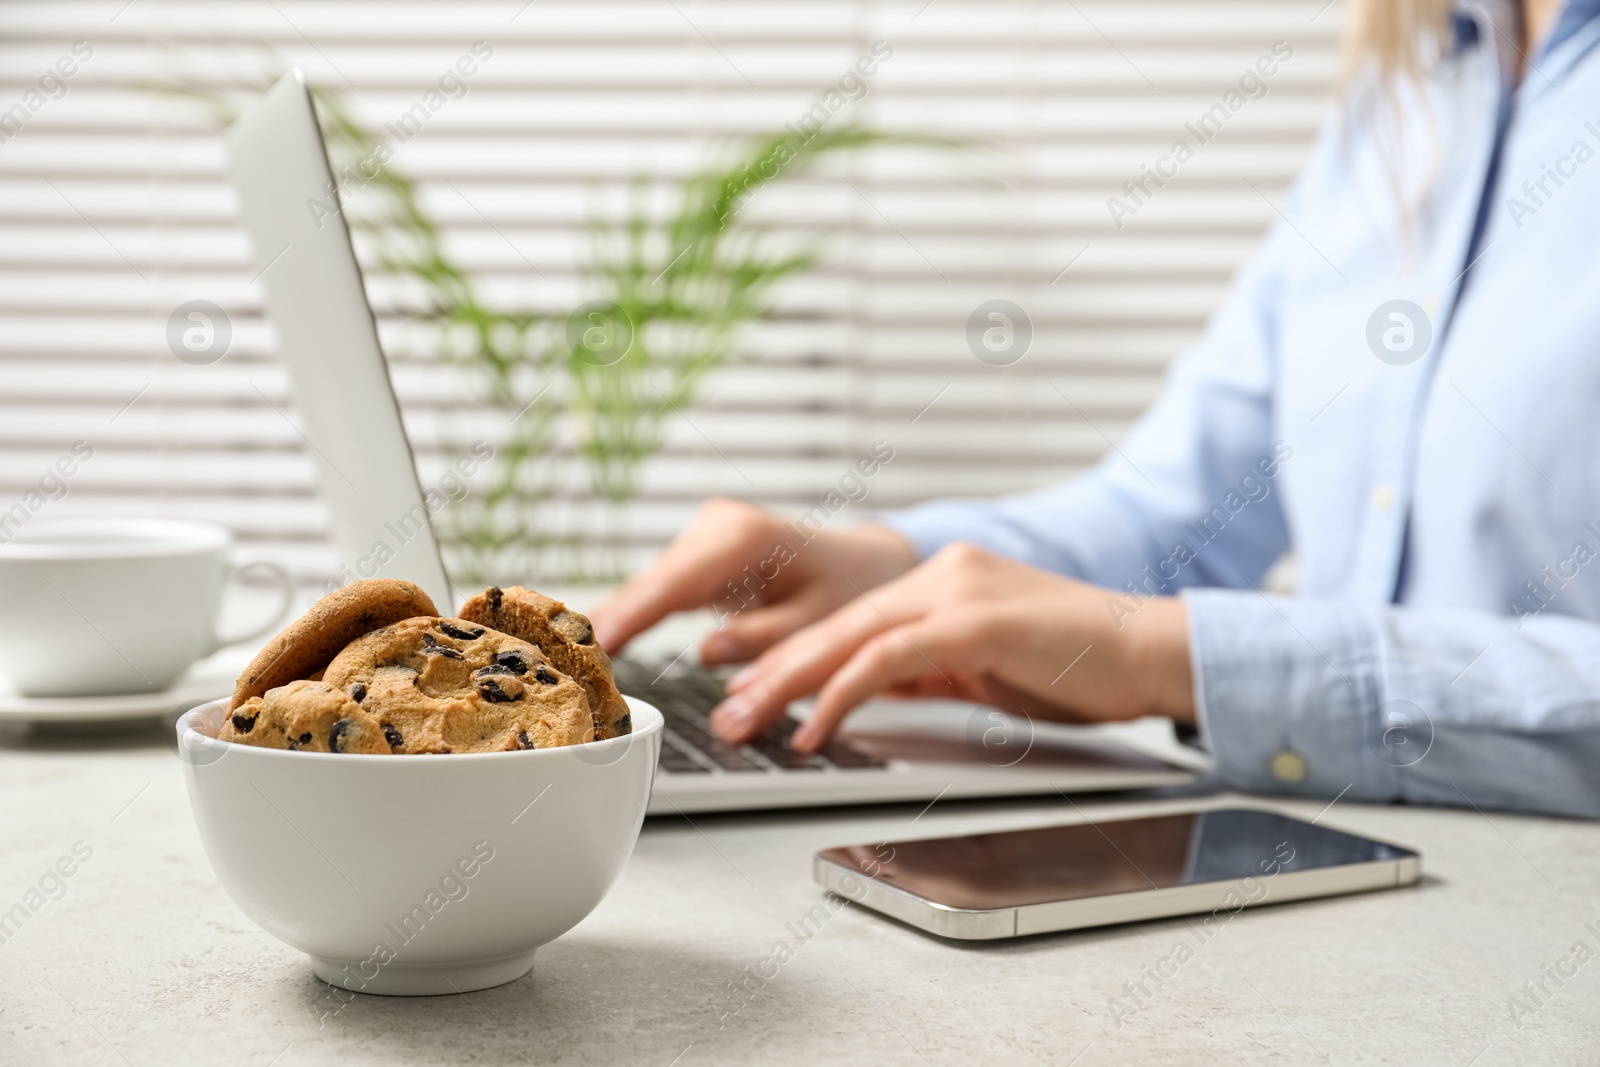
[
  {"left": 475, "top": 663, "right": 516, "bottom": 677},
  {"left": 328, "top": 719, "right": 352, "bottom": 753},
  {"left": 287, "top": 731, "right": 313, "bottom": 750},
  {"left": 420, "top": 633, "right": 464, "bottom": 660},
  {"left": 230, "top": 712, "right": 258, "bottom": 734},
  {"left": 516, "top": 729, "right": 534, "bottom": 750},
  {"left": 533, "top": 666, "right": 558, "bottom": 686},
  {"left": 479, "top": 679, "right": 520, "bottom": 703},
  {"left": 613, "top": 712, "right": 632, "bottom": 736},
  {"left": 383, "top": 724, "right": 403, "bottom": 750},
  {"left": 349, "top": 683, "right": 367, "bottom": 703},
  {"left": 438, "top": 621, "right": 485, "bottom": 641},
  {"left": 494, "top": 651, "right": 528, "bottom": 674},
  {"left": 488, "top": 586, "right": 503, "bottom": 613},
  {"left": 550, "top": 610, "right": 594, "bottom": 645}
]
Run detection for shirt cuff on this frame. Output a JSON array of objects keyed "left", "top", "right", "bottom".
[{"left": 1183, "top": 588, "right": 1394, "bottom": 800}]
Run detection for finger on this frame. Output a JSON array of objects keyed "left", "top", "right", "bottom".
[
  {"left": 793, "top": 620, "right": 969, "bottom": 749},
  {"left": 722, "top": 565, "right": 937, "bottom": 695},
  {"left": 699, "top": 593, "right": 826, "bottom": 666},
  {"left": 590, "top": 509, "right": 763, "bottom": 652},
  {"left": 590, "top": 566, "right": 717, "bottom": 655},
  {"left": 710, "top": 579, "right": 934, "bottom": 741}
]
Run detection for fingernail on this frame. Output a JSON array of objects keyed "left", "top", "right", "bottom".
[
  {"left": 726, "top": 664, "right": 758, "bottom": 691},
  {"left": 791, "top": 724, "right": 817, "bottom": 751},
  {"left": 711, "top": 695, "right": 755, "bottom": 736}
]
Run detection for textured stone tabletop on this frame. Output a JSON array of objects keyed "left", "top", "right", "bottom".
[{"left": 1, "top": 716, "right": 1597, "bottom": 1066}]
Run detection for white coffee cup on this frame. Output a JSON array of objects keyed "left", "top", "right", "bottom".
[{"left": 0, "top": 519, "right": 294, "bottom": 697}]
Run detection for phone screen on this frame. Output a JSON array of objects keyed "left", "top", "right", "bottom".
[{"left": 818, "top": 808, "right": 1417, "bottom": 911}]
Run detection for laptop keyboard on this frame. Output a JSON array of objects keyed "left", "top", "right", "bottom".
[{"left": 612, "top": 658, "right": 887, "bottom": 774}]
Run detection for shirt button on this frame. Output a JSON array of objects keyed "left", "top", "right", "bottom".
[
  {"left": 1372, "top": 484, "right": 1395, "bottom": 513},
  {"left": 1270, "top": 750, "right": 1308, "bottom": 783}
]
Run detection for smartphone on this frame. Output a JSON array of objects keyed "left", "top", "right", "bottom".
[{"left": 814, "top": 808, "right": 1421, "bottom": 940}]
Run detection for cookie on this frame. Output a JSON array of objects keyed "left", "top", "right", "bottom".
[
  {"left": 231, "top": 579, "right": 438, "bottom": 712},
  {"left": 320, "top": 615, "right": 593, "bottom": 753},
  {"left": 458, "top": 586, "right": 632, "bottom": 740},
  {"left": 218, "top": 679, "right": 391, "bottom": 754}
]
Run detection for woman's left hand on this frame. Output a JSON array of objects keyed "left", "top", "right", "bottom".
[{"left": 708, "top": 542, "right": 1196, "bottom": 750}]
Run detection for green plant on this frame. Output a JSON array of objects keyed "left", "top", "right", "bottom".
[
  {"left": 346, "top": 109, "right": 953, "bottom": 582},
  {"left": 564, "top": 125, "right": 911, "bottom": 506}
]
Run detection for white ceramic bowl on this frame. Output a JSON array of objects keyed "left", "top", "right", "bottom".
[{"left": 177, "top": 695, "right": 662, "bottom": 995}]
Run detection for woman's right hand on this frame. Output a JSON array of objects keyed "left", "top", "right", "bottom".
[{"left": 587, "top": 499, "right": 919, "bottom": 666}]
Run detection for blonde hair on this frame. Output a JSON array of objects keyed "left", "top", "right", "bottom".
[
  {"left": 1341, "top": 0, "right": 1457, "bottom": 84},
  {"left": 1339, "top": 0, "right": 1459, "bottom": 237}
]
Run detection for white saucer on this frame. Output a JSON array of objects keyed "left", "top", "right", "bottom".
[{"left": 0, "top": 644, "right": 256, "bottom": 724}]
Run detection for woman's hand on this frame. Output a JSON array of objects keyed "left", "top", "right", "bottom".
[
  {"left": 709, "top": 543, "right": 1196, "bottom": 750},
  {"left": 588, "top": 499, "right": 920, "bottom": 665}
]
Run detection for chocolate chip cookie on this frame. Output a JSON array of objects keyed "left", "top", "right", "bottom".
[
  {"left": 231, "top": 579, "right": 439, "bottom": 712},
  {"left": 218, "top": 678, "right": 391, "bottom": 754},
  {"left": 458, "top": 586, "right": 632, "bottom": 740},
  {"left": 319, "top": 615, "right": 593, "bottom": 753}
]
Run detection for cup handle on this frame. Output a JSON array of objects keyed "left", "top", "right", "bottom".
[{"left": 212, "top": 549, "right": 296, "bottom": 651}]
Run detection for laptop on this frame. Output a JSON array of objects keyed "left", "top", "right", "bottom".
[{"left": 226, "top": 70, "right": 1199, "bottom": 814}]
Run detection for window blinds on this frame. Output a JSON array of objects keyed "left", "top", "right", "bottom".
[{"left": 0, "top": 0, "right": 1340, "bottom": 586}]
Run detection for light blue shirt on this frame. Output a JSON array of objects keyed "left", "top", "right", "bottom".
[{"left": 883, "top": 0, "right": 1600, "bottom": 818}]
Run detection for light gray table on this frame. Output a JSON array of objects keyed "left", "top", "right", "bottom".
[{"left": 2, "top": 715, "right": 1596, "bottom": 1066}]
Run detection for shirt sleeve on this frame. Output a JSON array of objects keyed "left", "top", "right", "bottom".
[
  {"left": 878, "top": 198, "right": 1304, "bottom": 595},
  {"left": 1187, "top": 588, "right": 1600, "bottom": 820}
]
